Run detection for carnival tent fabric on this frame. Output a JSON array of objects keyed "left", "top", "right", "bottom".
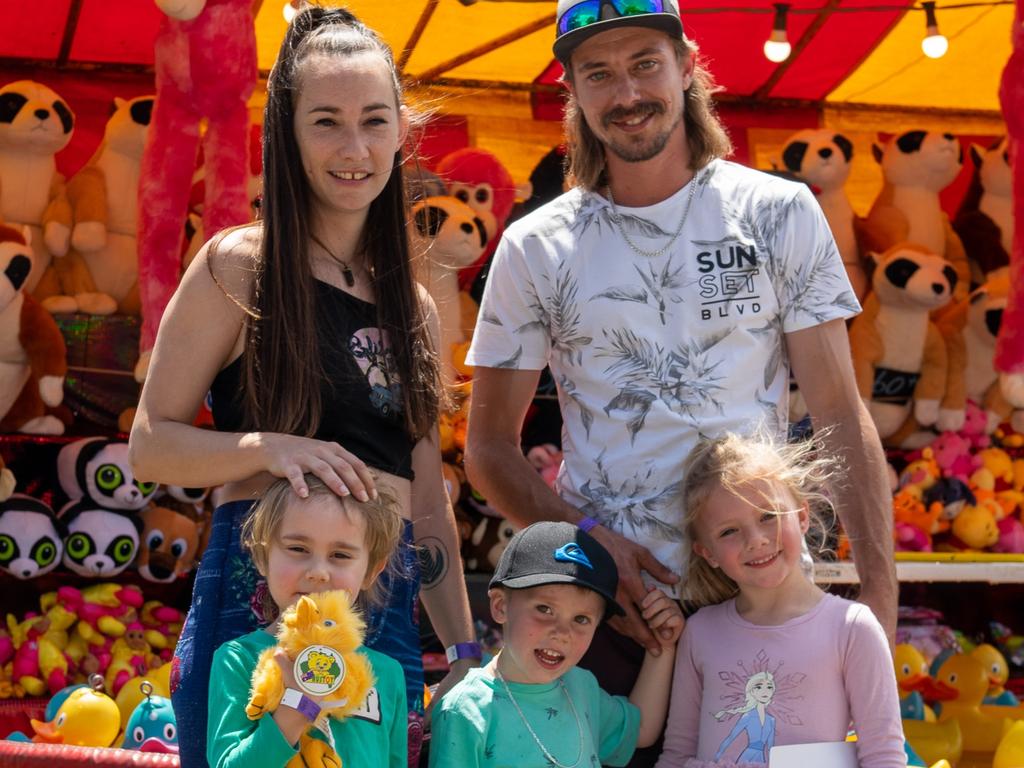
[
  {"left": 3, "top": 1, "right": 1010, "bottom": 110},
  {"left": 0, "top": 1, "right": 1012, "bottom": 203}
]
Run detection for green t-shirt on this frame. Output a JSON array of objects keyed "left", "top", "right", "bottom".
[
  {"left": 429, "top": 666, "right": 640, "bottom": 768},
  {"left": 207, "top": 629, "right": 407, "bottom": 768}
]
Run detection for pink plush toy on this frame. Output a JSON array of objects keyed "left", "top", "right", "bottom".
[
  {"left": 959, "top": 400, "right": 992, "bottom": 449},
  {"left": 994, "top": 516, "right": 1024, "bottom": 554},
  {"left": 526, "top": 444, "right": 563, "bottom": 490},
  {"left": 929, "top": 431, "right": 982, "bottom": 483},
  {"left": 996, "top": 2, "right": 1024, "bottom": 409},
  {"left": 895, "top": 520, "right": 932, "bottom": 552},
  {"left": 136, "top": 0, "right": 256, "bottom": 378}
]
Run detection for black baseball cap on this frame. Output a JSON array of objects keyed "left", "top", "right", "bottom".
[
  {"left": 554, "top": 0, "right": 684, "bottom": 65},
  {"left": 489, "top": 521, "right": 624, "bottom": 618}
]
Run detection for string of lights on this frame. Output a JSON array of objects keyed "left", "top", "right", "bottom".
[{"left": 281, "top": 0, "right": 1013, "bottom": 61}]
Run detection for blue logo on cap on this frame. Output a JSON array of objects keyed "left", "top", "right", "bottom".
[{"left": 554, "top": 543, "right": 593, "bottom": 570}]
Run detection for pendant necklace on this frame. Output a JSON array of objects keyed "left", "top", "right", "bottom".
[
  {"left": 311, "top": 234, "right": 356, "bottom": 288},
  {"left": 494, "top": 664, "right": 585, "bottom": 768},
  {"left": 606, "top": 170, "right": 699, "bottom": 260}
]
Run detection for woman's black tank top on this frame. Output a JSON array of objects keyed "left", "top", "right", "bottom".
[{"left": 209, "top": 280, "right": 415, "bottom": 479}]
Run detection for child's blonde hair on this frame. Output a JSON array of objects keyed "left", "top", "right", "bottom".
[
  {"left": 242, "top": 474, "right": 404, "bottom": 610},
  {"left": 681, "top": 431, "right": 838, "bottom": 608}
]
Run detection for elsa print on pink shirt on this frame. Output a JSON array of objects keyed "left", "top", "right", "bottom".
[{"left": 712, "top": 651, "right": 806, "bottom": 764}]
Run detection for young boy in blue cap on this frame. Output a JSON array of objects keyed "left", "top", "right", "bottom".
[{"left": 430, "top": 521, "right": 683, "bottom": 767}]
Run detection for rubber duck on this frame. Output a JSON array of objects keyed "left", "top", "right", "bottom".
[
  {"left": 994, "top": 720, "right": 1024, "bottom": 768},
  {"left": 114, "top": 660, "right": 171, "bottom": 731},
  {"left": 903, "top": 718, "right": 962, "bottom": 768},
  {"left": 121, "top": 681, "right": 178, "bottom": 753},
  {"left": 933, "top": 653, "right": 1017, "bottom": 752},
  {"left": 895, "top": 643, "right": 939, "bottom": 721},
  {"left": 971, "top": 643, "right": 1020, "bottom": 706},
  {"left": 29, "top": 686, "right": 120, "bottom": 746}
]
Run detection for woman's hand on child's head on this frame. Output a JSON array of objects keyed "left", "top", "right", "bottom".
[
  {"left": 257, "top": 433, "right": 378, "bottom": 502},
  {"left": 639, "top": 587, "right": 684, "bottom": 649}
]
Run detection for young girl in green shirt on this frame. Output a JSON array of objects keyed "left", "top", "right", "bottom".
[{"left": 206, "top": 475, "right": 407, "bottom": 768}]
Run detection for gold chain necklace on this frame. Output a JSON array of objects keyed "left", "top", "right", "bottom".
[
  {"left": 494, "top": 664, "right": 585, "bottom": 768},
  {"left": 606, "top": 171, "right": 699, "bottom": 260},
  {"left": 311, "top": 234, "right": 356, "bottom": 288}
]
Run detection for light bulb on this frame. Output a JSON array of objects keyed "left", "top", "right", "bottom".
[
  {"left": 764, "top": 4, "right": 792, "bottom": 63},
  {"left": 283, "top": 1, "right": 298, "bottom": 22},
  {"left": 764, "top": 36, "right": 791, "bottom": 63},
  {"left": 920, "top": 2, "right": 948, "bottom": 58},
  {"left": 921, "top": 31, "right": 948, "bottom": 58}
]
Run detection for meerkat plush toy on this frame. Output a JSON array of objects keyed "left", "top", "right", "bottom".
[
  {"left": 781, "top": 129, "right": 869, "bottom": 300},
  {"left": 849, "top": 242, "right": 959, "bottom": 447},
  {"left": 0, "top": 224, "right": 69, "bottom": 434},
  {"left": 0, "top": 80, "right": 75, "bottom": 292},
  {"left": 409, "top": 195, "right": 488, "bottom": 387},
  {"left": 35, "top": 96, "right": 154, "bottom": 315},
  {"left": 953, "top": 137, "right": 1012, "bottom": 284},
  {"left": 861, "top": 130, "right": 969, "bottom": 302}
]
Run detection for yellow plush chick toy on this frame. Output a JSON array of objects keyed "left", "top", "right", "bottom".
[{"left": 245, "top": 590, "right": 374, "bottom": 733}]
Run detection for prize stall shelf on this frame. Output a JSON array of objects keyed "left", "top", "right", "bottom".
[
  {"left": 816, "top": 554, "right": 1024, "bottom": 643},
  {"left": 815, "top": 554, "right": 1024, "bottom": 584}
]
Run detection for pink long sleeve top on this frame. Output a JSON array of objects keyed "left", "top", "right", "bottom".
[{"left": 656, "top": 594, "right": 906, "bottom": 768}]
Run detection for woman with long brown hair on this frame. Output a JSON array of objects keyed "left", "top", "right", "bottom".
[{"left": 129, "top": 8, "right": 474, "bottom": 767}]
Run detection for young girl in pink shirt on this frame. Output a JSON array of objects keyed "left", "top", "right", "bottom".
[{"left": 656, "top": 433, "right": 906, "bottom": 768}]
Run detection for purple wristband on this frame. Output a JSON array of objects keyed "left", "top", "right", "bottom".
[
  {"left": 281, "top": 688, "right": 321, "bottom": 721},
  {"left": 578, "top": 516, "right": 601, "bottom": 533},
  {"left": 446, "top": 642, "right": 483, "bottom": 664}
]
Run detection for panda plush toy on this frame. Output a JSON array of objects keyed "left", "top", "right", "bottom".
[
  {"left": 0, "top": 494, "right": 64, "bottom": 580},
  {"left": 60, "top": 500, "right": 142, "bottom": 578},
  {"left": 57, "top": 437, "right": 158, "bottom": 512}
]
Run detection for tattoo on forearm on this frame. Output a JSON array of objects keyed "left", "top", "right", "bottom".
[{"left": 417, "top": 536, "right": 448, "bottom": 590}]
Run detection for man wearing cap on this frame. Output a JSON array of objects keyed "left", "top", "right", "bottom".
[{"left": 464, "top": 2, "right": 896, "bottom": 764}]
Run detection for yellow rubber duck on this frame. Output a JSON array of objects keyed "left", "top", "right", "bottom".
[
  {"left": 30, "top": 686, "right": 120, "bottom": 747},
  {"left": 933, "top": 654, "right": 1018, "bottom": 752},
  {"left": 895, "top": 643, "right": 938, "bottom": 721},
  {"left": 114, "top": 661, "right": 172, "bottom": 732},
  {"left": 994, "top": 720, "right": 1024, "bottom": 768},
  {"left": 903, "top": 718, "right": 962, "bottom": 767},
  {"left": 970, "top": 643, "right": 1019, "bottom": 706}
]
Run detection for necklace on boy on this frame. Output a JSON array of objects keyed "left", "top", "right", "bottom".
[
  {"left": 494, "top": 665, "right": 585, "bottom": 768},
  {"left": 606, "top": 170, "right": 698, "bottom": 260},
  {"left": 311, "top": 234, "right": 356, "bottom": 288}
]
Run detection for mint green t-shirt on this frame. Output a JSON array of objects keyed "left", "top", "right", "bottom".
[
  {"left": 429, "top": 666, "right": 640, "bottom": 768},
  {"left": 207, "top": 629, "right": 407, "bottom": 768}
]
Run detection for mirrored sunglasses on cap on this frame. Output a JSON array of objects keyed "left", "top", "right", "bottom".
[{"left": 557, "top": 0, "right": 668, "bottom": 35}]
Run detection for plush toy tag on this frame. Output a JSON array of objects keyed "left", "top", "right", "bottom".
[
  {"left": 293, "top": 645, "right": 346, "bottom": 697},
  {"left": 313, "top": 717, "right": 337, "bottom": 752}
]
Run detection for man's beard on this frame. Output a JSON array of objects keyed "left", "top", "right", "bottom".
[{"left": 599, "top": 101, "right": 683, "bottom": 163}]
